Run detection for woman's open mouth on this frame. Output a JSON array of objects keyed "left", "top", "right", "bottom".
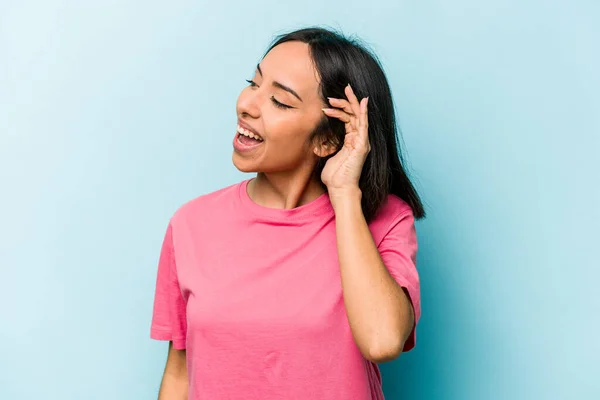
[{"left": 233, "top": 124, "right": 264, "bottom": 152}]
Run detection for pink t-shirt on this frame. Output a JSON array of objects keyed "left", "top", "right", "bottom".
[{"left": 150, "top": 179, "right": 421, "bottom": 399}]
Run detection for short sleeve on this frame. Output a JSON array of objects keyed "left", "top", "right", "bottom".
[
  {"left": 378, "top": 210, "right": 421, "bottom": 352},
  {"left": 150, "top": 222, "right": 187, "bottom": 349}
]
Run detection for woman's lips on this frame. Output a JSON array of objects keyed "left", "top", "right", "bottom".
[
  {"left": 233, "top": 131, "right": 264, "bottom": 152},
  {"left": 237, "top": 119, "right": 262, "bottom": 139}
]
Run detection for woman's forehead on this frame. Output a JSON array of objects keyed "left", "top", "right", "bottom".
[{"left": 260, "top": 42, "right": 321, "bottom": 101}]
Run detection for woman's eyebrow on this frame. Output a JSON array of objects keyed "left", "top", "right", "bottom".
[{"left": 257, "top": 64, "right": 303, "bottom": 102}]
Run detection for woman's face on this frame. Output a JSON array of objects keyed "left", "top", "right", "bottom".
[{"left": 232, "top": 41, "right": 327, "bottom": 173}]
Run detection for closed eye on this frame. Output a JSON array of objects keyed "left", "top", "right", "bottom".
[
  {"left": 245, "top": 79, "right": 293, "bottom": 109},
  {"left": 270, "top": 96, "right": 292, "bottom": 109}
]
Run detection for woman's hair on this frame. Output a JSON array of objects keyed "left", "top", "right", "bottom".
[{"left": 264, "top": 27, "right": 425, "bottom": 222}]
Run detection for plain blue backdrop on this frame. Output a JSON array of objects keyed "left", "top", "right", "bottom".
[{"left": 1, "top": 1, "right": 598, "bottom": 399}]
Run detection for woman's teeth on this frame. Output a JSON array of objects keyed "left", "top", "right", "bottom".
[{"left": 237, "top": 125, "right": 263, "bottom": 141}]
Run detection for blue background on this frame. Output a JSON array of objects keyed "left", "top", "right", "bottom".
[{"left": 1, "top": 1, "right": 598, "bottom": 399}]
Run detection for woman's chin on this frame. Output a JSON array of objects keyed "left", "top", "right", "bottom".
[{"left": 232, "top": 155, "right": 258, "bottom": 173}]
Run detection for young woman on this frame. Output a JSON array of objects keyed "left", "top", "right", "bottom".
[{"left": 150, "top": 27, "right": 425, "bottom": 400}]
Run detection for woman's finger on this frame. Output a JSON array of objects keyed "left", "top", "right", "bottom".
[
  {"left": 345, "top": 84, "right": 361, "bottom": 117},
  {"left": 359, "top": 97, "right": 369, "bottom": 136},
  {"left": 358, "top": 97, "right": 370, "bottom": 151},
  {"left": 327, "top": 97, "right": 354, "bottom": 115},
  {"left": 322, "top": 108, "right": 352, "bottom": 124}
]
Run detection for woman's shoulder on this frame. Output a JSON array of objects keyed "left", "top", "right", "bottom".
[
  {"left": 369, "top": 194, "right": 415, "bottom": 238},
  {"left": 169, "top": 180, "right": 245, "bottom": 223},
  {"left": 374, "top": 194, "right": 413, "bottom": 221}
]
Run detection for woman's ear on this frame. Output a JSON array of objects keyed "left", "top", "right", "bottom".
[
  {"left": 313, "top": 135, "right": 339, "bottom": 158},
  {"left": 313, "top": 144, "right": 337, "bottom": 158}
]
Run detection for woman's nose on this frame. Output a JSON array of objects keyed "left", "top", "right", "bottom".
[{"left": 237, "top": 89, "right": 261, "bottom": 119}]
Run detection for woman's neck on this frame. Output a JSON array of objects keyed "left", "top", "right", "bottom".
[{"left": 248, "top": 170, "right": 326, "bottom": 210}]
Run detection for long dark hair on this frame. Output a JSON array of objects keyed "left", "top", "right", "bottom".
[{"left": 264, "top": 27, "right": 425, "bottom": 222}]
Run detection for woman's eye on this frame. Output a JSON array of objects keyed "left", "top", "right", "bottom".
[
  {"left": 271, "top": 96, "right": 292, "bottom": 109},
  {"left": 244, "top": 80, "right": 291, "bottom": 109}
]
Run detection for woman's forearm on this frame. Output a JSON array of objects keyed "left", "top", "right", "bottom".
[{"left": 331, "top": 189, "right": 414, "bottom": 363}]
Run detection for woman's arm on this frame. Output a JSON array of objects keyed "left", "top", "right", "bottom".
[
  {"left": 158, "top": 341, "right": 188, "bottom": 400},
  {"left": 322, "top": 86, "right": 415, "bottom": 363},
  {"left": 332, "top": 189, "right": 414, "bottom": 363}
]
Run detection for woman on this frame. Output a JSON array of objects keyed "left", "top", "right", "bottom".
[{"left": 150, "top": 27, "right": 425, "bottom": 399}]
